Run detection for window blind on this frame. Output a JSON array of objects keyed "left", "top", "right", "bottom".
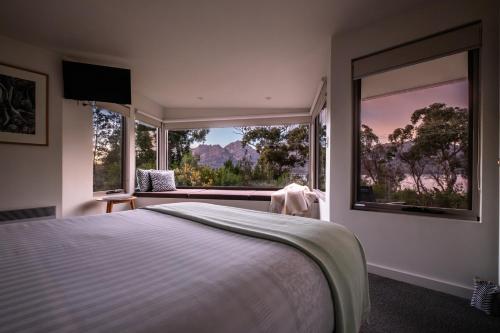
[
  {"left": 352, "top": 22, "right": 481, "bottom": 79},
  {"left": 95, "top": 102, "right": 131, "bottom": 117},
  {"left": 310, "top": 78, "right": 327, "bottom": 118},
  {"left": 164, "top": 115, "right": 310, "bottom": 130},
  {"left": 136, "top": 110, "right": 162, "bottom": 128}
]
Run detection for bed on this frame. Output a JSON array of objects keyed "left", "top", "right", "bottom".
[{"left": 0, "top": 203, "right": 369, "bottom": 333}]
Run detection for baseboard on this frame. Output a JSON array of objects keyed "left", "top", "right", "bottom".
[
  {"left": 0, "top": 206, "right": 56, "bottom": 223},
  {"left": 367, "top": 262, "right": 473, "bottom": 299}
]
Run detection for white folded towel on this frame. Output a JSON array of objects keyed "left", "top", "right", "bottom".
[{"left": 270, "top": 183, "right": 318, "bottom": 217}]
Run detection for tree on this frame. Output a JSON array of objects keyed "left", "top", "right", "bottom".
[
  {"left": 236, "top": 155, "right": 254, "bottom": 185},
  {"left": 317, "top": 117, "right": 327, "bottom": 191},
  {"left": 364, "top": 102, "right": 469, "bottom": 209},
  {"left": 388, "top": 125, "right": 427, "bottom": 195},
  {"left": 214, "top": 160, "right": 243, "bottom": 186},
  {"left": 135, "top": 123, "right": 157, "bottom": 170},
  {"left": 360, "top": 124, "right": 404, "bottom": 200},
  {"left": 239, "top": 125, "right": 309, "bottom": 183},
  {"left": 92, "top": 108, "right": 123, "bottom": 191},
  {"left": 174, "top": 152, "right": 203, "bottom": 186},
  {"left": 167, "top": 129, "right": 209, "bottom": 169},
  {"left": 410, "top": 103, "right": 468, "bottom": 193}
]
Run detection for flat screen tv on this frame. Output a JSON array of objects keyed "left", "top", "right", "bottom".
[{"left": 63, "top": 61, "right": 131, "bottom": 104}]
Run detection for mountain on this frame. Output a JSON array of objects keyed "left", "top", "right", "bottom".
[
  {"left": 225, "top": 141, "right": 259, "bottom": 164},
  {"left": 192, "top": 141, "right": 259, "bottom": 169}
]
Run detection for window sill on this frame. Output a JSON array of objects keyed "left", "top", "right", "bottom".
[
  {"left": 134, "top": 189, "right": 276, "bottom": 201},
  {"left": 93, "top": 190, "right": 125, "bottom": 199},
  {"left": 352, "top": 203, "right": 479, "bottom": 222}
]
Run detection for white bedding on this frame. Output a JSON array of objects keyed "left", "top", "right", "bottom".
[{"left": 0, "top": 209, "right": 333, "bottom": 333}]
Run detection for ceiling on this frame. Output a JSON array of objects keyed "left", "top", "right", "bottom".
[{"left": 0, "top": 0, "right": 431, "bottom": 109}]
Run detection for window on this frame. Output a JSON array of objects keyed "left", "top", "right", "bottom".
[
  {"left": 353, "top": 23, "right": 480, "bottom": 219},
  {"left": 135, "top": 121, "right": 158, "bottom": 170},
  {"left": 313, "top": 103, "right": 327, "bottom": 192},
  {"left": 167, "top": 125, "right": 309, "bottom": 188},
  {"left": 92, "top": 107, "right": 124, "bottom": 192}
]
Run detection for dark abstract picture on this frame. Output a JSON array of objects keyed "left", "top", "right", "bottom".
[{"left": 0, "top": 73, "right": 36, "bottom": 135}]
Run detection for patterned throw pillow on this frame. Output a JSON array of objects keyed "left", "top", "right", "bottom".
[
  {"left": 150, "top": 170, "right": 176, "bottom": 192},
  {"left": 471, "top": 277, "right": 499, "bottom": 315},
  {"left": 136, "top": 169, "right": 152, "bottom": 192}
]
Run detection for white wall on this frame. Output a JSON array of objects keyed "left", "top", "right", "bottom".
[
  {"left": 330, "top": 0, "right": 499, "bottom": 297},
  {"left": 61, "top": 100, "right": 94, "bottom": 216},
  {"left": 0, "top": 36, "right": 63, "bottom": 215}
]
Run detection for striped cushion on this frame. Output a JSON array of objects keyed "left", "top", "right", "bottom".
[
  {"left": 471, "top": 277, "right": 499, "bottom": 315},
  {"left": 150, "top": 170, "right": 176, "bottom": 192}
]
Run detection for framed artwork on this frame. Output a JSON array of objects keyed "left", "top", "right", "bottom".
[{"left": 0, "top": 63, "right": 48, "bottom": 145}]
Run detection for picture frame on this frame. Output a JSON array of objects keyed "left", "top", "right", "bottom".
[{"left": 0, "top": 62, "right": 48, "bottom": 146}]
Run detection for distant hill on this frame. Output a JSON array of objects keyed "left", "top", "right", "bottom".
[{"left": 192, "top": 140, "right": 259, "bottom": 169}]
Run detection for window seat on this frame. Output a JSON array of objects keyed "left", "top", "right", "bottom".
[{"left": 134, "top": 189, "right": 276, "bottom": 201}]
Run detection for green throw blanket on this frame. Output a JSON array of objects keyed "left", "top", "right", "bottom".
[{"left": 144, "top": 202, "right": 370, "bottom": 333}]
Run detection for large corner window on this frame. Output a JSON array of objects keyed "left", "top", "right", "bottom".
[
  {"left": 353, "top": 22, "right": 480, "bottom": 220},
  {"left": 92, "top": 107, "right": 124, "bottom": 192},
  {"left": 135, "top": 121, "right": 158, "bottom": 170},
  {"left": 167, "top": 125, "right": 309, "bottom": 188},
  {"left": 313, "top": 103, "right": 327, "bottom": 192}
]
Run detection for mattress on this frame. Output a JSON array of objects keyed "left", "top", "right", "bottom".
[{"left": 0, "top": 209, "right": 334, "bottom": 333}]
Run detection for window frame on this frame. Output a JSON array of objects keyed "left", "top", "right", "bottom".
[
  {"left": 352, "top": 47, "right": 480, "bottom": 221},
  {"left": 134, "top": 120, "right": 160, "bottom": 171},
  {"left": 92, "top": 107, "right": 127, "bottom": 194},
  {"left": 165, "top": 123, "right": 311, "bottom": 190},
  {"left": 313, "top": 102, "right": 327, "bottom": 192}
]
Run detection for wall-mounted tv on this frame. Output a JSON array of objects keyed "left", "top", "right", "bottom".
[{"left": 63, "top": 61, "right": 131, "bottom": 104}]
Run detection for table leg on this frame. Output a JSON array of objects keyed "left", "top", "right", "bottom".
[
  {"left": 130, "top": 199, "right": 136, "bottom": 210},
  {"left": 106, "top": 201, "right": 113, "bottom": 213}
]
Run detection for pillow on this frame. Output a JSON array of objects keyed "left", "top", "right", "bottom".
[
  {"left": 136, "top": 169, "right": 152, "bottom": 192},
  {"left": 150, "top": 170, "right": 176, "bottom": 192},
  {"left": 471, "top": 277, "right": 499, "bottom": 315}
]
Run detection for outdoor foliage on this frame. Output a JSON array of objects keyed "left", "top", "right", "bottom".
[
  {"left": 316, "top": 108, "right": 327, "bottom": 191},
  {"left": 168, "top": 129, "right": 210, "bottom": 169},
  {"left": 170, "top": 125, "right": 310, "bottom": 187},
  {"left": 135, "top": 122, "right": 158, "bottom": 170},
  {"left": 92, "top": 108, "right": 123, "bottom": 192},
  {"left": 360, "top": 103, "right": 469, "bottom": 209}
]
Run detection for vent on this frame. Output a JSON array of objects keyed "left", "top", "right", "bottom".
[{"left": 0, "top": 206, "right": 56, "bottom": 223}]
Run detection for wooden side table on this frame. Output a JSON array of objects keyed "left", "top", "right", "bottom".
[{"left": 96, "top": 195, "right": 137, "bottom": 213}]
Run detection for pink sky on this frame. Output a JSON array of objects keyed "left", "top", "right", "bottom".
[{"left": 361, "top": 80, "right": 468, "bottom": 143}]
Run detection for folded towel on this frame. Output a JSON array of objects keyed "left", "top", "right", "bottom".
[{"left": 271, "top": 183, "right": 318, "bottom": 216}]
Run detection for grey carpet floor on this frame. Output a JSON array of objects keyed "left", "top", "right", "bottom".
[{"left": 360, "top": 274, "right": 500, "bottom": 333}]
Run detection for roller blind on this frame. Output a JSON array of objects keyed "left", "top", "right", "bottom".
[
  {"left": 95, "top": 102, "right": 131, "bottom": 117},
  {"left": 361, "top": 52, "right": 468, "bottom": 100},
  {"left": 136, "top": 110, "right": 162, "bottom": 128},
  {"left": 310, "top": 78, "right": 327, "bottom": 118},
  {"left": 352, "top": 22, "right": 481, "bottom": 79},
  {"left": 164, "top": 115, "right": 310, "bottom": 130}
]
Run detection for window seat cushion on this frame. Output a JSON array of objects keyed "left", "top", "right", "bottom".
[{"left": 134, "top": 189, "right": 276, "bottom": 201}]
